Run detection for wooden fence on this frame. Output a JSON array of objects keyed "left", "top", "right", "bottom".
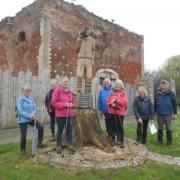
[{"left": 0, "top": 69, "right": 137, "bottom": 129}]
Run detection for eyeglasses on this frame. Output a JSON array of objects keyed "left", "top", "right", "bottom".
[{"left": 25, "top": 90, "right": 31, "bottom": 92}]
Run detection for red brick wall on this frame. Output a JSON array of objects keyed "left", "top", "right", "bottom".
[{"left": 0, "top": 0, "right": 143, "bottom": 85}]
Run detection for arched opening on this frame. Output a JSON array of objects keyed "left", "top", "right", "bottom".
[
  {"left": 92, "top": 68, "right": 119, "bottom": 108},
  {"left": 18, "top": 31, "right": 26, "bottom": 42}
]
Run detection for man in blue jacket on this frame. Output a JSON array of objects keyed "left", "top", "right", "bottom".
[
  {"left": 98, "top": 78, "right": 114, "bottom": 145},
  {"left": 155, "top": 80, "right": 177, "bottom": 145}
]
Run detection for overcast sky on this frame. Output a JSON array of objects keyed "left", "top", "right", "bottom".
[{"left": 0, "top": 0, "right": 180, "bottom": 71}]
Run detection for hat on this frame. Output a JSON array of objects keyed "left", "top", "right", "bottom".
[{"left": 161, "top": 80, "right": 169, "bottom": 84}]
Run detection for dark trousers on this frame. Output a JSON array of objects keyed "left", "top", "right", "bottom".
[
  {"left": 48, "top": 112, "right": 55, "bottom": 135},
  {"left": 109, "top": 114, "right": 124, "bottom": 141},
  {"left": 19, "top": 121, "right": 44, "bottom": 152},
  {"left": 56, "top": 117, "right": 73, "bottom": 146},
  {"left": 136, "top": 119, "right": 149, "bottom": 143},
  {"left": 103, "top": 113, "right": 111, "bottom": 137}
]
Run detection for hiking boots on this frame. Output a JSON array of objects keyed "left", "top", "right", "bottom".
[
  {"left": 157, "top": 130, "right": 163, "bottom": 145},
  {"left": 50, "top": 134, "right": 55, "bottom": 142},
  {"left": 166, "top": 130, "right": 172, "bottom": 146},
  {"left": 37, "top": 143, "right": 47, "bottom": 148},
  {"left": 107, "top": 136, "right": 115, "bottom": 146},
  {"left": 67, "top": 145, "right": 76, "bottom": 153},
  {"left": 120, "top": 141, "right": 125, "bottom": 148},
  {"left": 56, "top": 145, "right": 62, "bottom": 154}
]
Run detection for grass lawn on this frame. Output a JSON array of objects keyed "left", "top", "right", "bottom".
[
  {"left": 125, "top": 115, "right": 180, "bottom": 157},
  {"left": 0, "top": 116, "right": 180, "bottom": 179}
]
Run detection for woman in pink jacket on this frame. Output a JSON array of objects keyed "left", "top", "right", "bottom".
[
  {"left": 107, "top": 79, "right": 128, "bottom": 148},
  {"left": 51, "top": 77, "right": 76, "bottom": 154}
]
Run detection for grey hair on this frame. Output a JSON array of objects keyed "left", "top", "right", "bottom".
[
  {"left": 62, "top": 76, "right": 69, "bottom": 82},
  {"left": 104, "top": 78, "right": 111, "bottom": 84},
  {"left": 137, "top": 86, "right": 148, "bottom": 96},
  {"left": 114, "top": 79, "right": 124, "bottom": 89},
  {"left": 22, "top": 84, "right": 31, "bottom": 91}
]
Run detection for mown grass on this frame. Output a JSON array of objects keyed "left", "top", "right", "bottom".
[
  {"left": 125, "top": 115, "right": 180, "bottom": 156},
  {"left": 0, "top": 115, "right": 180, "bottom": 179}
]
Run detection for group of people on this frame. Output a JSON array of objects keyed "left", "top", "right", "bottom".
[
  {"left": 98, "top": 78, "right": 177, "bottom": 147},
  {"left": 16, "top": 77, "right": 177, "bottom": 154},
  {"left": 16, "top": 77, "right": 76, "bottom": 154}
]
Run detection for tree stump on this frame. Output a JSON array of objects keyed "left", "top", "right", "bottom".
[{"left": 74, "top": 109, "right": 114, "bottom": 153}]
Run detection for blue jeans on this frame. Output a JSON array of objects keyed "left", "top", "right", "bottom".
[
  {"left": 56, "top": 117, "right": 73, "bottom": 146},
  {"left": 19, "top": 120, "right": 44, "bottom": 152}
]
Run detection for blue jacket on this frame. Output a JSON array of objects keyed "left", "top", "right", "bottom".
[
  {"left": 98, "top": 83, "right": 114, "bottom": 113},
  {"left": 133, "top": 96, "right": 154, "bottom": 121},
  {"left": 17, "top": 96, "right": 37, "bottom": 123},
  {"left": 155, "top": 90, "right": 177, "bottom": 116}
]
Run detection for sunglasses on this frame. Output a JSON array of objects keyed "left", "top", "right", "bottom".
[{"left": 25, "top": 90, "right": 31, "bottom": 92}]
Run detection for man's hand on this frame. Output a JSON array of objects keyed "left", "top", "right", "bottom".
[
  {"left": 172, "top": 114, "right": 177, "bottom": 120},
  {"left": 138, "top": 118, "right": 143, "bottom": 124}
]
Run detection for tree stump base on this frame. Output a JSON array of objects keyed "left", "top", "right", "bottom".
[{"left": 74, "top": 109, "right": 114, "bottom": 153}]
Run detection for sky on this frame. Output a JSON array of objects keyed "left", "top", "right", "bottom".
[{"left": 0, "top": 0, "right": 180, "bottom": 71}]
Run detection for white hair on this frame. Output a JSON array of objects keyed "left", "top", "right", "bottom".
[
  {"left": 22, "top": 84, "right": 31, "bottom": 91},
  {"left": 62, "top": 76, "right": 69, "bottom": 82},
  {"left": 114, "top": 79, "right": 124, "bottom": 89},
  {"left": 104, "top": 78, "right": 111, "bottom": 84}
]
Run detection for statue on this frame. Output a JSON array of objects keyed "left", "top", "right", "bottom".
[{"left": 76, "top": 27, "right": 95, "bottom": 93}]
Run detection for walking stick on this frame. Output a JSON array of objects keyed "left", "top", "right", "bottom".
[
  {"left": 114, "top": 103, "right": 132, "bottom": 154},
  {"left": 32, "top": 117, "right": 37, "bottom": 157}
]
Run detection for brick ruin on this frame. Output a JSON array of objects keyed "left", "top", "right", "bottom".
[{"left": 0, "top": 0, "right": 143, "bottom": 85}]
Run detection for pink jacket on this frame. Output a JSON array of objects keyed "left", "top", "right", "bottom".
[
  {"left": 107, "top": 89, "right": 128, "bottom": 116},
  {"left": 51, "top": 86, "right": 76, "bottom": 118}
]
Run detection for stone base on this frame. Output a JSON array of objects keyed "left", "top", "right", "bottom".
[{"left": 34, "top": 139, "right": 148, "bottom": 170}]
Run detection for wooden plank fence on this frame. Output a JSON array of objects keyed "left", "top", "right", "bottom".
[{"left": 0, "top": 69, "right": 137, "bottom": 129}]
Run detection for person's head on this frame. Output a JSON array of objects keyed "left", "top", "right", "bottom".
[
  {"left": 137, "top": 87, "right": 148, "bottom": 98},
  {"left": 50, "top": 79, "right": 57, "bottom": 90},
  {"left": 114, "top": 79, "right": 124, "bottom": 90},
  {"left": 160, "top": 80, "right": 169, "bottom": 92},
  {"left": 103, "top": 78, "right": 111, "bottom": 89},
  {"left": 22, "top": 84, "right": 31, "bottom": 97},
  {"left": 62, "top": 76, "right": 70, "bottom": 89}
]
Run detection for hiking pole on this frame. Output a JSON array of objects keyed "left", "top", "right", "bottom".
[
  {"left": 114, "top": 104, "right": 133, "bottom": 155},
  {"left": 61, "top": 107, "right": 70, "bottom": 158},
  {"left": 32, "top": 117, "right": 37, "bottom": 157}
]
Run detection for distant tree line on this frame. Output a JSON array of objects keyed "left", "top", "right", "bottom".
[{"left": 145, "top": 55, "right": 180, "bottom": 104}]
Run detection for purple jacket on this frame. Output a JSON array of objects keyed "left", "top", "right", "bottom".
[
  {"left": 45, "top": 89, "right": 55, "bottom": 113},
  {"left": 51, "top": 85, "right": 76, "bottom": 118}
]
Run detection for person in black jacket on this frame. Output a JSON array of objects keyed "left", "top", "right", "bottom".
[
  {"left": 155, "top": 80, "right": 177, "bottom": 145},
  {"left": 133, "top": 87, "right": 154, "bottom": 145}
]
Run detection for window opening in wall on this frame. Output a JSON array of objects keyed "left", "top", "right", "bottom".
[{"left": 18, "top": 31, "right": 26, "bottom": 42}]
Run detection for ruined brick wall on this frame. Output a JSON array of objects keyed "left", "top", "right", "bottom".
[
  {"left": 0, "top": 0, "right": 143, "bottom": 85},
  {"left": 0, "top": 0, "right": 43, "bottom": 76}
]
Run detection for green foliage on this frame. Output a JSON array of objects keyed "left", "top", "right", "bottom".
[{"left": 160, "top": 55, "right": 180, "bottom": 103}]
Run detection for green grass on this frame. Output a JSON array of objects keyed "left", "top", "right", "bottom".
[
  {"left": 0, "top": 142, "right": 180, "bottom": 180},
  {"left": 0, "top": 116, "right": 180, "bottom": 179},
  {"left": 125, "top": 115, "right": 180, "bottom": 156}
]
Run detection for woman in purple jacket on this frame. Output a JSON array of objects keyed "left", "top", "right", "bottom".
[
  {"left": 51, "top": 77, "right": 76, "bottom": 154},
  {"left": 45, "top": 79, "right": 57, "bottom": 141}
]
